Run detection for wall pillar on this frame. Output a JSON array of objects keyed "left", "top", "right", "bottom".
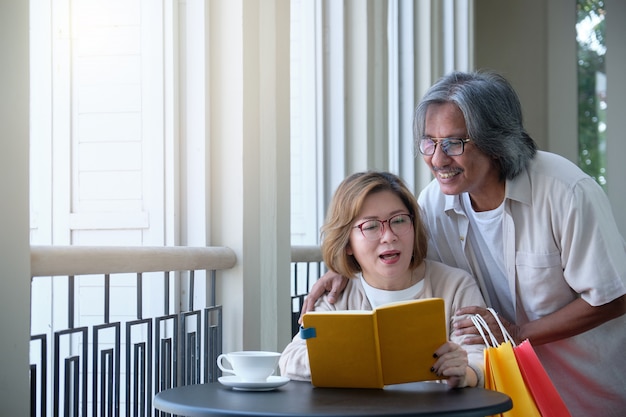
[{"left": 208, "top": 0, "right": 292, "bottom": 352}]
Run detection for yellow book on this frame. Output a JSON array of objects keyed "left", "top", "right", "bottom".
[{"left": 300, "top": 298, "right": 446, "bottom": 388}]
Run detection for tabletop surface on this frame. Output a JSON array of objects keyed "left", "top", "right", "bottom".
[{"left": 153, "top": 380, "right": 512, "bottom": 417}]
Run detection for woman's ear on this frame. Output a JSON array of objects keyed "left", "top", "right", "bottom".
[{"left": 346, "top": 243, "right": 353, "bottom": 256}]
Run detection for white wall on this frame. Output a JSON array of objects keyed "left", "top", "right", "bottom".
[
  {"left": 0, "top": 1, "right": 31, "bottom": 414},
  {"left": 474, "top": 0, "right": 549, "bottom": 150}
]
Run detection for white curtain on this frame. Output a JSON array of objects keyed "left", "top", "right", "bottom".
[{"left": 290, "top": 0, "right": 473, "bottom": 245}]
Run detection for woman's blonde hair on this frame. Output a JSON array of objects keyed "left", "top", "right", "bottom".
[{"left": 321, "top": 171, "right": 428, "bottom": 278}]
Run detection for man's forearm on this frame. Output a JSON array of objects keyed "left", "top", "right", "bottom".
[{"left": 519, "top": 295, "right": 626, "bottom": 345}]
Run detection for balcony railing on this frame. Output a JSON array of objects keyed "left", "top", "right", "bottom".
[
  {"left": 30, "top": 245, "right": 236, "bottom": 417},
  {"left": 290, "top": 245, "right": 324, "bottom": 336},
  {"left": 29, "top": 244, "right": 323, "bottom": 417}
]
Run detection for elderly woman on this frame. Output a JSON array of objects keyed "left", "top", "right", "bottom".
[{"left": 280, "top": 171, "right": 486, "bottom": 388}]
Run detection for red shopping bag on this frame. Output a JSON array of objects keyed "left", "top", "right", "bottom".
[{"left": 514, "top": 340, "right": 571, "bottom": 417}]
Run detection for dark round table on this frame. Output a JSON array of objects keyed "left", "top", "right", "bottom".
[{"left": 153, "top": 380, "right": 512, "bottom": 417}]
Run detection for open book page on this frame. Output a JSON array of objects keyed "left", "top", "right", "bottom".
[{"left": 376, "top": 298, "right": 446, "bottom": 384}]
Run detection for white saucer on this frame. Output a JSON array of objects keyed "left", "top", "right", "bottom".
[{"left": 218, "top": 375, "right": 290, "bottom": 391}]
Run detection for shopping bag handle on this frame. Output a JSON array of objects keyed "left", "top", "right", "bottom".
[
  {"left": 470, "top": 314, "right": 499, "bottom": 347},
  {"left": 486, "top": 308, "right": 516, "bottom": 346},
  {"left": 471, "top": 308, "right": 516, "bottom": 347}
]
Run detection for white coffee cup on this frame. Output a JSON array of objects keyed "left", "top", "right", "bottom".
[{"left": 217, "top": 351, "right": 281, "bottom": 382}]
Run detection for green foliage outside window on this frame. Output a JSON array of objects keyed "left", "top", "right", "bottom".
[{"left": 576, "top": 0, "right": 607, "bottom": 190}]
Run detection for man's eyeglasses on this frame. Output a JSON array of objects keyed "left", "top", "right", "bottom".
[
  {"left": 353, "top": 213, "right": 414, "bottom": 241},
  {"left": 418, "top": 137, "right": 471, "bottom": 156}
]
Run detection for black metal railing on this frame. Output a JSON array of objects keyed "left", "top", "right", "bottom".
[
  {"left": 30, "top": 246, "right": 236, "bottom": 417},
  {"left": 290, "top": 245, "right": 324, "bottom": 336}
]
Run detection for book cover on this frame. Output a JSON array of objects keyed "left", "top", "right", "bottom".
[{"left": 301, "top": 298, "right": 446, "bottom": 388}]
